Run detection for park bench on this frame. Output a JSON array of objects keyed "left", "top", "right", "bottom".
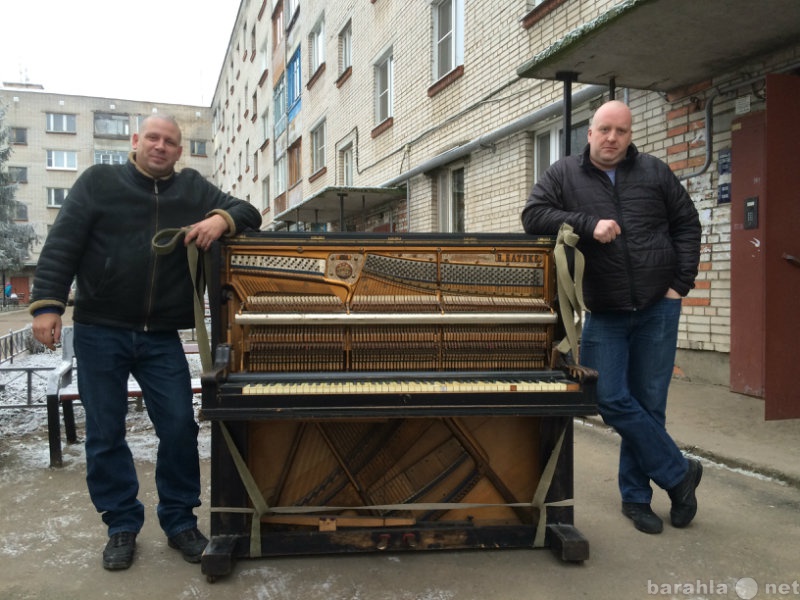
[{"left": 46, "top": 326, "right": 202, "bottom": 468}]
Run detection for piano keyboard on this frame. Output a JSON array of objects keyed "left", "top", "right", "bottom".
[{"left": 243, "top": 378, "right": 578, "bottom": 395}]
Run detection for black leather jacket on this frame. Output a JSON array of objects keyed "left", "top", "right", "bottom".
[
  {"left": 30, "top": 158, "right": 262, "bottom": 331},
  {"left": 521, "top": 144, "right": 701, "bottom": 312}
]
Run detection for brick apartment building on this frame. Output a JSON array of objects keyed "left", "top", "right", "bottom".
[{"left": 2, "top": 0, "right": 799, "bottom": 413}]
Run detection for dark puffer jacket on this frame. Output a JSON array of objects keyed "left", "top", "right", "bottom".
[
  {"left": 521, "top": 144, "right": 701, "bottom": 312},
  {"left": 30, "top": 158, "right": 262, "bottom": 331}
]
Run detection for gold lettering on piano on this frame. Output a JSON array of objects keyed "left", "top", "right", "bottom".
[{"left": 495, "top": 253, "right": 545, "bottom": 266}]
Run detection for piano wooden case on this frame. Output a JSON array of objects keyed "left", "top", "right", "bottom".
[{"left": 200, "top": 232, "right": 597, "bottom": 580}]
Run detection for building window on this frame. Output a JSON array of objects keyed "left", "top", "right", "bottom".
[
  {"left": 275, "top": 153, "right": 287, "bottom": 195},
  {"left": 94, "top": 150, "right": 127, "bottom": 165},
  {"left": 339, "top": 144, "right": 353, "bottom": 186},
  {"left": 47, "top": 150, "right": 78, "bottom": 170},
  {"left": 261, "top": 177, "right": 270, "bottom": 213},
  {"left": 433, "top": 0, "right": 463, "bottom": 81},
  {"left": 534, "top": 121, "right": 589, "bottom": 180},
  {"left": 274, "top": 76, "right": 287, "bottom": 137},
  {"left": 272, "top": 2, "right": 284, "bottom": 50},
  {"left": 437, "top": 166, "right": 465, "bottom": 233},
  {"left": 286, "top": 0, "right": 299, "bottom": 28},
  {"left": 8, "top": 166, "right": 27, "bottom": 183},
  {"left": 375, "top": 51, "right": 394, "bottom": 124},
  {"left": 190, "top": 140, "right": 208, "bottom": 156},
  {"left": 287, "top": 47, "right": 302, "bottom": 123},
  {"left": 288, "top": 139, "right": 302, "bottom": 188},
  {"left": 311, "top": 120, "right": 326, "bottom": 174},
  {"left": 94, "top": 113, "right": 130, "bottom": 138},
  {"left": 339, "top": 21, "right": 352, "bottom": 75},
  {"left": 310, "top": 17, "right": 325, "bottom": 75},
  {"left": 15, "top": 202, "right": 28, "bottom": 221},
  {"left": 46, "top": 113, "right": 77, "bottom": 134},
  {"left": 10, "top": 128, "right": 27, "bottom": 144},
  {"left": 260, "top": 108, "right": 270, "bottom": 143},
  {"left": 47, "top": 187, "right": 70, "bottom": 207}
]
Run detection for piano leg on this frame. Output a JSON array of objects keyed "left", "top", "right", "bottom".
[
  {"left": 201, "top": 535, "right": 239, "bottom": 583},
  {"left": 545, "top": 523, "right": 590, "bottom": 562}
]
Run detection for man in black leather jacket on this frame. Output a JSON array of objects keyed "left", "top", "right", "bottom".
[
  {"left": 30, "top": 115, "right": 262, "bottom": 570},
  {"left": 522, "top": 100, "right": 702, "bottom": 535}
]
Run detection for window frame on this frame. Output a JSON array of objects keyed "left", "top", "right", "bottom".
[
  {"left": 190, "top": 140, "right": 208, "bottom": 156},
  {"left": 47, "top": 187, "right": 70, "bottom": 207},
  {"left": 288, "top": 139, "right": 302, "bottom": 188},
  {"left": 433, "top": 0, "right": 464, "bottom": 81},
  {"left": 534, "top": 120, "right": 589, "bottom": 180},
  {"left": 10, "top": 127, "right": 27, "bottom": 145},
  {"left": 93, "top": 113, "right": 130, "bottom": 139},
  {"left": 8, "top": 166, "right": 28, "bottom": 183},
  {"left": 275, "top": 153, "right": 287, "bottom": 195},
  {"left": 273, "top": 76, "right": 287, "bottom": 137},
  {"left": 375, "top": 50, "right": 394, "bottom": 124},
  {"left": 93, "top": 150, "right": 128, "bottom": 165},
  {"left": 46, "top": 112, "right": 77, "bottom": 134},
  {"left": 310, "top": 17, "right": 325, "bottom": 75},
  {"left": 311, "top": 119, "right": 326, "bottom": 174},
  {"left": 437, "top": 164, "right": 465, "bottom": 233},
  {"left": 339, "top": 21, "right": 352, "bottom": 75},
  {"left": 46, "top": 150, "right": 78, "bottom": 171},
  {"left": 287, "top": 47, "right": 302, "bottom": 123}
]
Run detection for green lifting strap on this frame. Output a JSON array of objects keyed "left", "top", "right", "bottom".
[
  {"left": 151, "top": 227, "right": 213, "bottom": 372},
  {"left": 553, "top": 223, "right": 586, "bottom": 363}
]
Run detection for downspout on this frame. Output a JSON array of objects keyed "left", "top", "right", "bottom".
[{"left": 379, "top": 84, "right": 606, "bottom": 189}]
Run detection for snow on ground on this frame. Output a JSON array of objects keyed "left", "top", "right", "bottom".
[{"left": 0, "top": 349, "right": 210, "bottom": 469}]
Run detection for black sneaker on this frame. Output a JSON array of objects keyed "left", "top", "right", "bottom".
[
  {"left": 668, "top": 458, "right": 703, "bottom": 528},
  {"left": 621, "top": 502, "right": 664, "bottom": 534},
  {"left": 103, "top": 531, "right": 137, "bottom": 570},
  {"left": 167, "top": 527, "right": 209, "bottom": 563}
]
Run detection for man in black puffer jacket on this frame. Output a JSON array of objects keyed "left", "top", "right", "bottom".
[
  {"left": 30, "top": 115, "right": 262, "bottom": 570},
  {"left": 522, "top": 100, "right": 702, "bottom": 535}
]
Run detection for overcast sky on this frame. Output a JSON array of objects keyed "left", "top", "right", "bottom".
[{"left": 0, "top": 1, "right": 240, "bottom": 106}]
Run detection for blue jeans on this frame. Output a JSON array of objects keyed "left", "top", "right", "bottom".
[
  {"left": 73, "top": 323, "right": 201, "bottom": 537},
  {"left": 581, "top": 297, "right": 688, "bottom": 504}
]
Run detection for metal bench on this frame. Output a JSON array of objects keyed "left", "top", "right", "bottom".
[{"left": 46, "top": 326, "right": 202, "bottom": 468}]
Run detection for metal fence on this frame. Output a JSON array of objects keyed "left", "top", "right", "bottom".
[{"left": 0, "top": 325, "right": 36, "bottom": 365}]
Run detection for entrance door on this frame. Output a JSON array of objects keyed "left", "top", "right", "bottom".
[
  {"left": 730, "top": 73, "right": 800, "bottom": 419},
  {"left": 762, "top": 74, "right": 800, "bottom": 419}
]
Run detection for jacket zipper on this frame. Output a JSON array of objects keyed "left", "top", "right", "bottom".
[
  {"left": 144, "top": 180, "right": 160, "bottom": 330},
  {"left": 608, "top": 173, "right": 639, "bottom": 310}
]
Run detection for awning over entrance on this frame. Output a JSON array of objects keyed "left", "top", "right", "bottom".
[
  {"left": 517, "top": 0, "right": 800, "bottom": 92},
  {"left": 273, "top": 186, "right": 405, "bottom": 229}
]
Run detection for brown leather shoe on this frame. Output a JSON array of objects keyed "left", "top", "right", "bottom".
[
  {"left": 668, "top": 458, "right": 703, "bottom": 528},
  {"left": 622, "top": 502, "right": 664, "bottom": 534}
]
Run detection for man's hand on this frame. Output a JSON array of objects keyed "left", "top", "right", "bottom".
[
  {"left": 593, "top": 219, "right": 621, "bottom": 244},
  {"left": 33, "top": 313, "right": 63, "bottom": 351},
  {"left": 183, "top": 214, "right": 229, "bottom": 251}
]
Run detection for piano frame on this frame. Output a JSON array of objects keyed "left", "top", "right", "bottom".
[{"left": 199, "top": 232, "right": 597, "bottom": 581}]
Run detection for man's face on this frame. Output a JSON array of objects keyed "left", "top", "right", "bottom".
[
  {"left": 587, "top": 102, "right": 632, "bottom": 170},
  {"left": 132, "top": 117, "right": 183, "bottom": 178}
]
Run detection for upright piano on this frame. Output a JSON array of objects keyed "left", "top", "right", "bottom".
[{"left": 199, "top": 232, "right": 597, "bottom": 581}]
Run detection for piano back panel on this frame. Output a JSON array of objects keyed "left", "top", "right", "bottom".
[{"left": 246, "top": 415, "right": 541, "bottom": 527}]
